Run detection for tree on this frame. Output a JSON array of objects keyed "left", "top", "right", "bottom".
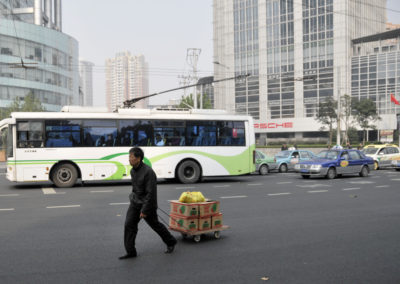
[
  {"left": 340, "top": 94, "right": 354, "bottom": 144},
  {"left": 316, "top": 97, "right": 337, "bottom": 146},
  {"left": 0, "top": 91, "right": 45, "bottom": 120},
  {"left": 178, "top": 93, "right": 212, "bottom": 109},
  {"left": 352, "top": 99, "right": 381, "bottom": 144}
]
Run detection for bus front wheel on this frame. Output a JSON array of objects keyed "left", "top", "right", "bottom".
[
  {"left": 52, "top": 163, "right": 78, "bottom": 188},
  {"left": 176, "top": 160, "right": 201, "bottom": 184}
]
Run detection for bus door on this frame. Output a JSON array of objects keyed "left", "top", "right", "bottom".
[{"left": 1, "top": 124, "right": 16, "bottom": 180}]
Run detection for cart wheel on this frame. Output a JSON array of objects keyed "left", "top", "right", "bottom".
[
  {"left": 214, "top": 231, "right": 221, "bottom": 239},
  {"left": 193, "top": 235, "right": 201, "bottom": 243},
  {"left": 181, "top": 233, "right": 188, "bottom": 239}
]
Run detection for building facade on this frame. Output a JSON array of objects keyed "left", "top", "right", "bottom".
[
  {"left": 0, "top": 0, "right": 79, "bottom": 111},
  {"left": 213, "top": 0, "right": 392, "bottom": 143},
  {"left": 351, "top": 29, "right": 400, "bottom": 140},
  {"left": 105, "top": 52, "right": 149, "bottom": 111},
  {"left": 79, "top": 59, "right": 94, "bottom": 107}
]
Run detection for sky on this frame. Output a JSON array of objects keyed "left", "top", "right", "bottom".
[{"left": 63, "top": 0, "right": 400, "bottom": 107}]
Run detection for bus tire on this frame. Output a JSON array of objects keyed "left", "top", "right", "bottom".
[
  {"left": 52, "top": 163, "right": 78, "bottom": 188},
  {"left": 176, "top": 160, "right": 201, "bottom": 184}
]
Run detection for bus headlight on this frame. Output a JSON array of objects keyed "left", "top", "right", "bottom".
[{"left": 310, "top": 164, "right": 322, "bottom": 170}]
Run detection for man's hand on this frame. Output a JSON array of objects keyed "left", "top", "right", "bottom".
[{"left": 140, "top": 212, "right": 147, "bottom": 218}]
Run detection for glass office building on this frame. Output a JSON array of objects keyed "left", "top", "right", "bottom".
[
  {"left": 214, "top": 0, "right": 389, "bottom": 142},
  {"left": 0, "top": 0, "right": 79, "bottom": 111}
]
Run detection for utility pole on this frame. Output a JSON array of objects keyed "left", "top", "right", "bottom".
[
  {"left": 336, "top": 67, "right": 341, "bottom": 146},
  {"left": 186, "top": 48, "right": 201, "bottom": 109}
]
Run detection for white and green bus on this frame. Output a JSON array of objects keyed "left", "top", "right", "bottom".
[{"left": 0, "top": 107, "right": 255, "bottom": 187}]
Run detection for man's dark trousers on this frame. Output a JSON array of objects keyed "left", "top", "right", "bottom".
[{"left": 124, "top": 203, "right": 176, "bottom": 255}]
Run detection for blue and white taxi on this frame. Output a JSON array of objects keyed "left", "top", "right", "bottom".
[{"left": 294, "top": 149, "right": 374, "bottom": 179}]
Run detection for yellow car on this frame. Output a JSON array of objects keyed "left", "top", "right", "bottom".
[{"left": 362, "top": 144, "right": 400, "bottom": 170}]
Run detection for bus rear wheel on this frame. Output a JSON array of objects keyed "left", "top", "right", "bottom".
[
  {"left": 177, "top": 160, "right": 201, "bottom": 184},
  {"left": 52, "top": 163, "right": 78, "bottom": 188}
]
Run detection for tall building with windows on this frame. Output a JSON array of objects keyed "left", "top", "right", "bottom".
[
  {"left": 213, "top": 0, "right": 388, "bottom": 142},
  {"left": 105, "top": 52, "right": 149, "bottom": 111},
  {"left": 79, "top": 59, "right": 94, "bottom": 106},
  {"left": 0, "top": 0, "right": 79, "bottom": 111}
]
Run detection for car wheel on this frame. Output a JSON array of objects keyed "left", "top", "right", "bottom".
[
  {"left": 259, "top": 164, "right": 269, "bottom": 175},
  {"left": 52, "top": 163, "right": 78, "bottom": 188},
  {"left": 279, "top": 163, "right": 288, "bottom": 173},
  {"left": 374, "top": 161, "right": 379, "bottom": 170},
  {"left": 301, "top": 175, "right": 310, "bottom": 179},
  {"left": 396, "top": 169, "right": 400, "bottom": 172},
  {"left": 177, "top": 160, "right": 201, "bottom": 184},
  {"left": 326, "top": 167, "right": 336, "bottom": 179},
  {"left": 359, "top": 166, "right": 369, "bottom": 177}
]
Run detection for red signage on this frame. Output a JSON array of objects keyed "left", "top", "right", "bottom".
[{"left": 254, "top": 122, "right": 293, "bottom": 129}]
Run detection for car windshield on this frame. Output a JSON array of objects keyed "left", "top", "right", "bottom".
[
  {"left": 317, "top": 150, "right": 339, "bottom": 160},
  {"left": 276, "top": 151, "right": 290, "bottom": 158},
  {"left": 363, "top": 148, "right": 378, "bottom": 154},
  {"left": 256, "top": 151, "right": 266, "bottom": 159}
]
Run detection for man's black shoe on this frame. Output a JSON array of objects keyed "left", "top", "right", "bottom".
[
  {"left": 118, "top": 253, "right": 137, "bottom": 260},
  {"left": 165, "top": 244, "right": 175, "bottom": 254}
]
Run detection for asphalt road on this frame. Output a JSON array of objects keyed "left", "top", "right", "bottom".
[{"left": 0, "top": 170, "right": 400, "bottom": 284}]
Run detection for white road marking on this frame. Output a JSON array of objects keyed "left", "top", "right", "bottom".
[
  {"left": 0, "top": 208, "right": 14, "bottom": 211},
  {"left": 175, "top": 186, "right": 196, "bottom": 189},
  {"left": 267, "top": 192, "right": 292, "bottom": 196},
  {"left": 42, "top": 187, "right": 57, "bottom": 195},
  {"left": 390, "top": 179, "right": 400, "bottom": 181},
  {"left": 213, "top": 185, "right": 230, "bottom": 188},
  {"left": 46, "top": 205, "right": 80, "bottom": 209},
  {"left": 348, "top": 181, "right": 375, "bottom": 184},
  {"left": 109, "top": 202, "right": 129, "bottom": 205},
  {"left": 247, "top": 183, "right": 263, "bottom": 186},
  {"left": 220, "top": 195, "right": 247, "bottom": 199},
  {"left": 0, "top": 173, "right": 6, "bottom": 175},
  {"left": 376, "top": 185, "right": 389, "bottom": 188},
  {"left": 342, "top": 188, "right": 360, "bottom": 191},
  {"left": 297, "top": 184, "right": 330, "bottom": 188},
  {"left": 0, "top": 194, "right": 19, "bottom": 197},
  {"left": 307, "top": 190, "right": 329, "bottom": 193},
  {"left": 90, "top": 190, "right": 114, "bottom": 193},
  {"left": 277, "top": 182, "right": 292, "bottom": 184}
]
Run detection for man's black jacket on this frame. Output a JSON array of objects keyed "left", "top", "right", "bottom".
[{"left": 129, "top": 162, "right": 158, "bottom": 215}]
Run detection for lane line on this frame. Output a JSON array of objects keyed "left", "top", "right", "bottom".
[
  {"left": 220, "top": 195, "right": 247, "bottom": 199},
  {"left": 342, "top": 188, "right": 360, "bottom": 191},
  {"left": 175, "top": 186, "right": 196, "bottom": 189},
  {"left": 42, "top": 187, "right": 57, "bottom": 195},
  {"left": 110, "top": 202, "right": 129, "bottom": 205},
  {"left": 0, "top": 194, "right": 20, "bottom": 197},
  {"left": 90, "top": 190, "right": 114, "bottom": 193},
  {"left": 0, "top": 208, "right": 15, "bottom": 211},
  {"left": 268, "top": 192, "right": 291, "bottom": 196},
  {"left": 46, "top": 205, "right": 80, "bottom": 209},
  {"left": 247, "top": 183, "right": 263, "bottom": 186},
  {"left": 307, "top": 190, "right": 329, "bottom": 193},
  {"left": 376, "top": 185, "right": 389, "bottom": 188},
  {"left": 213, "top": 185, "right": 230, "bottom": 188},
  {"left": 277, "top": 182, "right": 292, "bottom": 184},
  {"left": 390, "top": 179, "right": 400, "bottom": 181}
]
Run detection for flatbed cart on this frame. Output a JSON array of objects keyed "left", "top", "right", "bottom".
[{"left": 169, "top": 225, "right": 230, "bottom": 243}]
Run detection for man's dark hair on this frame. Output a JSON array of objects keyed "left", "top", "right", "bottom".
[{"left": 129, "top": 147, "right": 144, "bottom": 161}]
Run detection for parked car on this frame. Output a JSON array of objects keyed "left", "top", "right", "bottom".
[
  {"left": 255, "top": 150, "right": 276, "bottom": 175},
  {"left": 274, "top": 150, "right": 316, "bottom": 173},
  {"left": 294, "top": 149, "right": 374, "bottom": 179},
  {"left": 362, "top": 144, "right": 400, "bottom": 170}
]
